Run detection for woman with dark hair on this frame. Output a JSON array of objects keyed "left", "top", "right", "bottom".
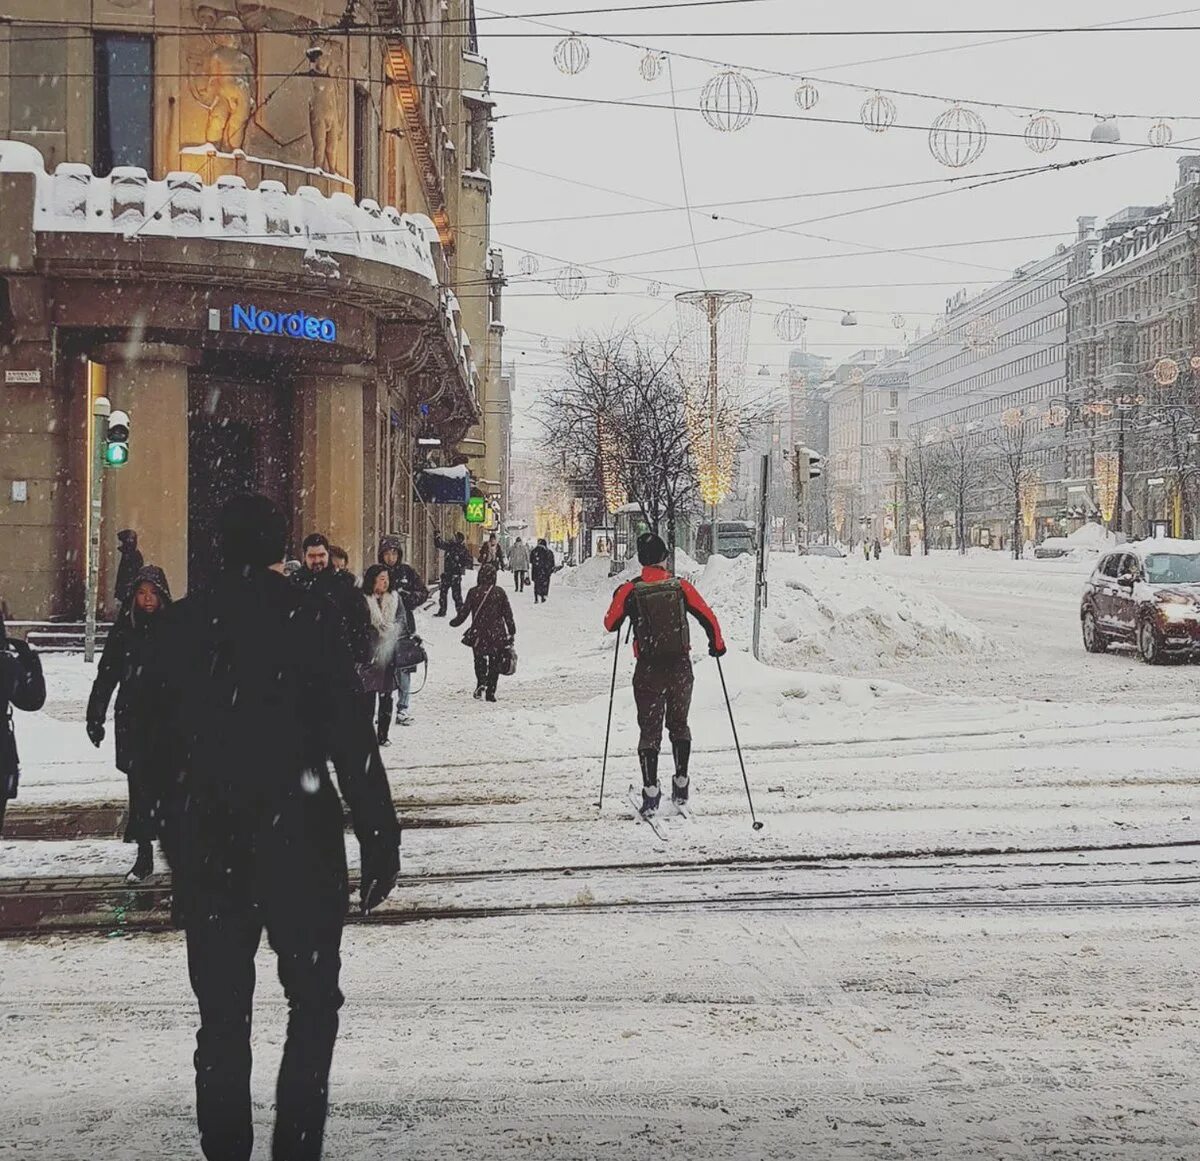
[
  {"left": 86, "top": 564, "right": 171, "bottom": 881},
  {"left": 1, "top": 606, "right": 47, "bottom": 836},
  {"left": 360, "top": 563, "right": 400, "bottom": 745},
  {"left": 451, "top": 562, "right": 516, "bottom": 702}
]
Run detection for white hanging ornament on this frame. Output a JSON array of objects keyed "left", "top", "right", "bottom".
[
  {"left": 860, "top": 91, "right": 896, "bottom": 134},
  {"left": 540, "top": 337, "right": 549, "bottom": 351},
  {"left": 639, "top": 51, "right": 663, "bottom": 82},
  {"left": 929, "top": 103, "right": 987, "bottom": 168},
  {"left": 1148, "top": 119, "right": 1174, "bottom": 147},
  {"left": 553, "top": 35, "right": 589, "bottom": 76},
  {"left": 1154, "top": 356, "right": 1180, "bottom": 386},
  {"left": 794, "top": 79, "right": 819, "bottom": 111},
  {"left": 1090, "top": 116, "right": 1120, "bottom": 144},
  {"left": 517, "top": 253, "right": 540, "bottom": 276},
  {"left": 774, "top": 306, "right": 806, "bottom": 343},
  {"left": 1024, "top": 112, "right": 1060, "bottom": 155},
  {"left": 700, "top": 68, "right": 758, "bottom": 133},
  {"left": 648, "top": 281, "right": 662, "bottom": 298},
  {"left": 892, "top": 313, "right": 906, "bottom": 330},
  {"left": 607, "top": 272, "right": 620, "bottom": 289},
  {"left": 554, "top": 265, "right": 587, "bottom": 300}
]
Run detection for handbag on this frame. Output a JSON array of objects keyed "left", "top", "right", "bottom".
[
  {"left": 393, "top": 634, "right": 427, "bottom": 673},
  {"left": 460, "top": 586, "right": 495, "bottom": 648},
  {"left": 499, "top": 643, "right": 517, "bottom": 677}
]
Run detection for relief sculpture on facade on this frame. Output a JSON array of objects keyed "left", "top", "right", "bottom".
[
  {"left": 188, "top": 11, "right": 257, "bottom": 152},
  {"left": 307, "top": 43, "right": 344, "bottom": 176}
]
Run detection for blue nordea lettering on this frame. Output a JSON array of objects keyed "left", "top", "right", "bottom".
[
  {"left": 304, "top": 317, "right": 320, "bottom": 339},
  {"left": 228, "top": 303, "right": 335, "bottom": 341},
  {"left": 258, "top": 310, "right": 277, "bottom": 334},
  {"left": 285, "top": 312, "right": 304, "bottom": 338},
  {"left": 318, "top": 318, "right": 337, "bottom": 343},
  {"left": 230, "top": 303, "right": 256, "bottom": 332}
]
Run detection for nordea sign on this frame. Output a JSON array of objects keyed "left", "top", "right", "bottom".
[{"left": 230, "top": 304, "right": 337, "bottom": 343}]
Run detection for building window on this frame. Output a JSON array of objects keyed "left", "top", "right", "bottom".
[
  {"left": 93, "top": 33, "right": 153, "bottom": 176},
  {"left": 889, "top": 421, "right": 899, "bottom": 439},
  {"left": 353, "top": 85, "right": 370, "bottom": 198},
  {"left": 889, "top": 390, "right": 899, "bottom": 409}
]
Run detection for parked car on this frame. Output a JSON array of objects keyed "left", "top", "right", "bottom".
[
  {"left": 1034, "top": 537, "right": 1071, "bottom": 559},
  {"left": 800, "top": 545, "right": 846, "bottom": 559},
  {"left": 1080, "top": 541, "right": 1200, "bottom": 663}
]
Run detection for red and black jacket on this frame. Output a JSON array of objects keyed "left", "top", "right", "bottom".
[{"left": 604, "top": 566, "right": 726, "bottom": 658}]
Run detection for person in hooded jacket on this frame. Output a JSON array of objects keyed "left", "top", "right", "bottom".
[
  {"left": 433, "top": 531, "right": 471, "bottom": 617},
  {"left": 450, "top": 562, "right": 515, "bottom": 702},
  {"left": 86, "top": 564, "right": 172, "bottom": 881},
  {"left": 377, "top": 537, "right": 428, "bottom": 727},
  {"left": 0, "top": 609, "right": 46, "bottom": 836},
  {"left": 508, "top": 536, "right": 530, "bottom": 593},
  {"left": 529, "top": 539, "right": 555, "bottom": 603},
  {"left": 114, "top": 529, "right": 144, "bottom": 609}
]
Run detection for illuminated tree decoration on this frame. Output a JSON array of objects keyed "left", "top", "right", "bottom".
[
  {"left": 1154, "top": 356, "right": 1180, "bottom": 386},
  {"left": 1019, "top": 470, "right": 1041, "bottom": 533},
  {"left": 1095, "top": 451, "right": 1120, "bottom": 523},
  {"left": 554, "top": 264, "right": 587, "bottom": 301},
  {"left": 1191, "top": 355, "right": 1200, "bottom": 371},
  {"left": 1024, "top": 112, "right": 1061, "bottom": 154},
  {"left": 928, "top": 103, "right": 987, "bottom": 168},
  {"left": 794, "top": 79, "right": 819, "bottom": 111},
  {"left": 517, "top": 253, "right": 540, "bottom": 276},
  {"left": 891, "top": 313, "right": 906, "bottom": 330},
  {"left": 860, "top": 90, "right": 897, "bottom": 134},
  {"left": 597, "top": 415, "right": 627, "bottom": 514},
  {"left": 1148, "top": 119, "right": 1174, "bottom": 148},
  {"left": 1043, "top": 404, "right": 1069, "bottom": 429},
  {"left": 774, "top": 305, "right": 806, "bottom": 343},
  {"left": 639, "top": 51, "right": 663, "bottom": 82},
  {"left": 554, "top": 35, "right": 590, "bottom": 76},
  {"left": 700, "top": 69, "right": 759, "bottom": 133}
]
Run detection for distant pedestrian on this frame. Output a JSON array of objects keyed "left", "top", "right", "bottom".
[
  {"left": 144, "top": 493, "right": 400, "bottom": 1161},
  {"left": 114, "top": 529, "right": 144, "bottom": 608},
  {"left": 360, "top": 564, "right": 400, "bottom": 746},
  {"left": 530, "top": 539, "right": 555, "bottom": 603},
  {"left": 479, "top": 533, "right": 505, "bottom": 569},
  {"left": 329, "top": 545, "right": 350, "bottom": 575},
  {"left": 508, "top": 536, "right": 530, "bottom": 593},
  {"left": 0, "top": 609, "right": 46, "bottom": 836},
  {"left": 863, "top": 542, "right": 871, "bottom": 561},
  {"left": 86, "top": 565, "right": 172, "bottom": 882},
  {"left": 378, "top": 537, "right": 427, "bottom": 726},
  {"left": 451, "top": 562, "right": 515, "bottom": 702},
  {"left": 433, "top": 531, "right": 470, "bottom": 617},
  {"left": 603, "top": 532, "right": 725, "bottom": 816},
  {"left": 872, "top": 538, "right": 882, "bottom": 560}
]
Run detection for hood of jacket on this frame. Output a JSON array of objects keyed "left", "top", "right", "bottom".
[{"left": 378, "top": 535, "right": 403, "bottom": 564}]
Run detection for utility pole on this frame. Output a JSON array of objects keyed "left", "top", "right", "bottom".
[
  {"left": 84, "top": 395, "right": 111, "bottom": 664},
  {"left": 752, "top": 453, "right": 770, "bottom": 661}
]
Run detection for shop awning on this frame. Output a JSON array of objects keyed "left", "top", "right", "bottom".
[{"left": 416, "top": 464, "right": 471, "bottom": 505}]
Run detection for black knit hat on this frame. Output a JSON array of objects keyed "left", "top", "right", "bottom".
[
  {"left": 637, "top": 531, "right": 668, "bottom": 566},
  {"left": 219, "top": 494, "right": 287, "bottom": 568}
]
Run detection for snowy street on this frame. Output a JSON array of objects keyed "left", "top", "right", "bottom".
[{"left": 1, "top": 550, "right": 1198, "bottom": 1157}]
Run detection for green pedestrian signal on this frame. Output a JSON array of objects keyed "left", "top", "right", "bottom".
[
  {"left": 465, "top": 495, "right": 486, "bottom": 524},
  {"left": 103, "top": 442, "right": 128, "bottom": 467},
  {"left": 104, "top": 411, "right": 130, "bottom": 469}
]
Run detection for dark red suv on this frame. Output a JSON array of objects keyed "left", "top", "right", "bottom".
[{"left": 1081, "top": 543, "right": 1200, "bottom": 663}]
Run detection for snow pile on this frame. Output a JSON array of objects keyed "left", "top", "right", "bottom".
[
  {"left": 1067, "top": 522, "right": 1116, "bottom": 548},
  {"left": 698, "top": 553, "right": 984, "bottom": 669},
  {"left": 558, "top": 555, "right": 621, "bottom": 589}
]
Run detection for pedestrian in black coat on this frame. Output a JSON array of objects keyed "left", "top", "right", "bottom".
[
  {"left": 450, "top": 563, "right": 516, "bottom": 702},
  {"left": 530, "top": 539, "right": 555, "bottom": 603},
  {"left": 295, "top": 532, "right": 372, "bottom": 663},
  {"left": 143, "top": 494, "right": 400, "bottom": 1161},
  {"left": 86, "top": 564, "right": 172, "bottom": 882},
  {"left": 0, "top": 609, "right": 46, "bottom": 836},
  {"left": 114, "top": 529, "right": 143, "bottom": 608},
  {"left": 433, "top": 531, "right": 470, "bottom": 616},
  {"left": 378, "top": 536, "right": 429, "bottom": 633}
]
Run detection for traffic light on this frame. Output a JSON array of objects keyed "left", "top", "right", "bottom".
[
  {"left": 796, "top": 446, "right": 823, "bottom": 481},
  {"left": 104, "top": 411, "right": 130, "bottom": 468}
]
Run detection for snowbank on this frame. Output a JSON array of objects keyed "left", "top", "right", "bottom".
[
  {"left": 698, "top": 553, "right": 984, "bottom": 670},
  {"left": 558, "top": 555, "right": 621, "bottom": 589}
]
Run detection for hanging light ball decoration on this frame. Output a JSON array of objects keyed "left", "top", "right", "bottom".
[
  {"left": 639, "top": 51, "right": 663, "bottom": 82},
  {"left": 841, "top": 310, "right": 859, "bottom": 327},
  {"left": 1154, "top": 356, "right": 1180, "bottom": 386},
  {"left": 540, "top": 337, "right": 549, "bottom": 351},
  {"left": 648, "top": 281, "right": 662, "bottom": 298},
  {"left": 892, "top": 313, "right": 907, "bottom": 330},
  {"left": 1148, "top": 119, "right": 1174, "bottom": 148},
  {"left": 700, "top": 68, "right": 759, "bottom": 133},
  {"left": 860, "top": 91, "right": 897, "bottom": 134},
  {"left": 1090, "top": 117, "right": 1120, "bottom": 144},
  {"left": 774, "top": 305, "right": 807, "bottom": 343},
  {"left": 928, "top": 103, "right": 987, "bottom": 168},
  {"left": 1024, "top": 112, "right": 1061, "bottom": 155},
  {"left": 607, "top": 272, "right": 620, "bottom": 289},
  {"left": 553, "top": 34, "right": 590, "bottom": 76},
  {"left": 794, "top": 78, "right": 819, "bottom": 111},
  {"left": 554, "top": 264, "right": 587, "bottom": 301},
  {"left": 517, "top": 253, "right": 540, "bottom": 276}
]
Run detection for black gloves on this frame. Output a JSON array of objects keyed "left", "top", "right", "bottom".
[
  {"left": 86, "top": 720, "right": 106, "bottom": 747},
  {"left": 709, "top": 643, "right": 727, "bottom": 659},
  {"left": 359, "top": 842, "right": 400, "bottom": 915}
]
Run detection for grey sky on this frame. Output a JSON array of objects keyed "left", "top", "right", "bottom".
[{"left": 478, "top": 1, "right": 1200, "bottom": 440}]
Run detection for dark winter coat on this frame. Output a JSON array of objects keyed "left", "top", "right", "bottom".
[
  {"left": 479, "top": 541, "right": 505, "bottom": 569},
  {"left": 435, "top": 535, "right": 472, "bottom": 579},
  {"left": 143, "top": 567, "right": 401, "bottom": 928},
  {"left": 530, "top": 544, "right": 555, "bottom": 584},
  {"left": 296, "top": 564, "right": 372, "bottom": 664},
  {"left": 450, "top": 577, "right": 516, "bottom": 655},
  {"left": 87, "top": 566, "right": 172, "bottom": 779},
  {"left": 378, "top": 538, "right": 429, "bottom": 634},
  {"left": 114, "top": 530, "right": 144, "bottom": 607},
  {"left": 0, "top": 617, "right": 46, "bottom": 808}
]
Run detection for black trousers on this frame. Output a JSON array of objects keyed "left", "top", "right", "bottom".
[
  {"left": 532, "top": 576, "right": 550, "bottom": 600},
  {"left": 473, "top": 650, "right": 502, "bottom": 696},
  {"left": 186, "top": 906, "right": 345, "bottom": 1161},
  {"left": 437, "top": 573, "right": 464, "bottom": 615},
  {"left": 632, "top": 656, "right": 694, "bottom": 755},
  {"left": 513, "top": 569, "right": 527, "bottom": 592}
]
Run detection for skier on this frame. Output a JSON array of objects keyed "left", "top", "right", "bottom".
[
  {"left": 378, "top": 537, "right": 428, "bottom": 727},
  {"left": 529, "top": 538, "right": 555, "bottom": 604},
  {"left": 359, "top": 564, "right": 400, "bottom": 746},
  {"left": 450, "top": 562, "right": 516, "bottom": 702},
  {"left": 508, "top": 536, "right": 530, "bottom": 593},
  {"left": 143, "top": 493, "right": 399, "bottom": 1161},
  {"left": 86, "top": 564, "right": 172, "bottom": 882},
  {"left": 0, "top": 609, "right": 46, "bottom": 836},
  {"left": 433, "top": 531, "right": 470, "bottom": 617},
  {"left": 603, "top": 531, "right": 726, "bottom": 816},
  {"left": 114, "top": 528, "right": 144, "bottom": 609}
]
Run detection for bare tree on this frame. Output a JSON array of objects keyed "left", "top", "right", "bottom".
[
  {"left": 905, "top": 428, "right": 944, "bottom": 556},
  {"left": 992, "top": 408, "right": 1036, "bottom": 560},
  {"left": 939, "top": 423, "right": 985, "bottom": 555}
]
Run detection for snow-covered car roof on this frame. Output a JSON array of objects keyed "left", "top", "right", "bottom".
[{"left": 1117, "top": 538, "right": 1200, "bottom": 559}]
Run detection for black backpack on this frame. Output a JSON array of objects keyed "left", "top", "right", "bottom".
[{"left": 631, "top": 579, "right": 690, "bottom": 660}]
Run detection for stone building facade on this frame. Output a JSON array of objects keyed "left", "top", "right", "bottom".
[{"left": 0, "top": 0, "right": 506, "bottom": 618}]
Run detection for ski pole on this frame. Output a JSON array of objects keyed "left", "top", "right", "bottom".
[
  {"left": 716, "top": 654, "right": 763, "bottom": 830},
  {"left": 596, "top": 629, "right": 622, "bottom": 810}
]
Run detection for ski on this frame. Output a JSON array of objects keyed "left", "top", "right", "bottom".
[{"left": 627, "top": 786, "right": 670, "bottom": 842}]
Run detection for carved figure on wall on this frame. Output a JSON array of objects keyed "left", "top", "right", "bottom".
[
  {"left": 189, "top": 15, "right": 257, "bottom": 152},
  {"left": 308, "top": 44, "right": 344, "bottom": 175}
]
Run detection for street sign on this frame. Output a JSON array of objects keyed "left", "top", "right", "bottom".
[{"left": 465, "top": 495, "right": 487, "bottom": 524}]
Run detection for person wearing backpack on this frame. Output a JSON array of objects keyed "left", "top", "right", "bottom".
[{"left": 603, "top": 531, "right": 726, "bottom": 816}]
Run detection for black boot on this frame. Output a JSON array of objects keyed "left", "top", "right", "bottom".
[
  {"left": 127, "top": 841, "right": 153, "bottom": 883},
  {"left": 639, "top": 750, "right": 661, "bottom": 816},
  {"left": 671, "top": 740, "right": 691, "bottom": 805},
  {"left": 376, "top": 721, "right": 390, "bottom": 747}
]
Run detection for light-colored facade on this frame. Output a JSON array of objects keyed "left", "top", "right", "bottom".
[{"left": 0, "top": 0, "right": 505, "bottom": 617}]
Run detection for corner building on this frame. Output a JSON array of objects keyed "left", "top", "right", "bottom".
[{"left": 0, "top": 0, "right": 504, "bottom": 617}]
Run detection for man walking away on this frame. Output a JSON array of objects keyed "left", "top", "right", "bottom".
[
  {"left": 529, "top": 539, "right": 555, "bottom": 604},
  {"left": 146, "top": 495, "right": 400, "bottom": 1161},
  {"left": 0, "top": 610, "right": 46, "bottom": 835},
  {"left": 508, "top": 536, "right": 530, "bottom": 593},
  {"left": 114, "top": 529, "right": 144, "bottom": 608},
  {"left": 433, "top": 531, "right": 469, "bottom": 617},
  {"left": 603, "top": 531, "right": 726, "bottom": 816}
]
